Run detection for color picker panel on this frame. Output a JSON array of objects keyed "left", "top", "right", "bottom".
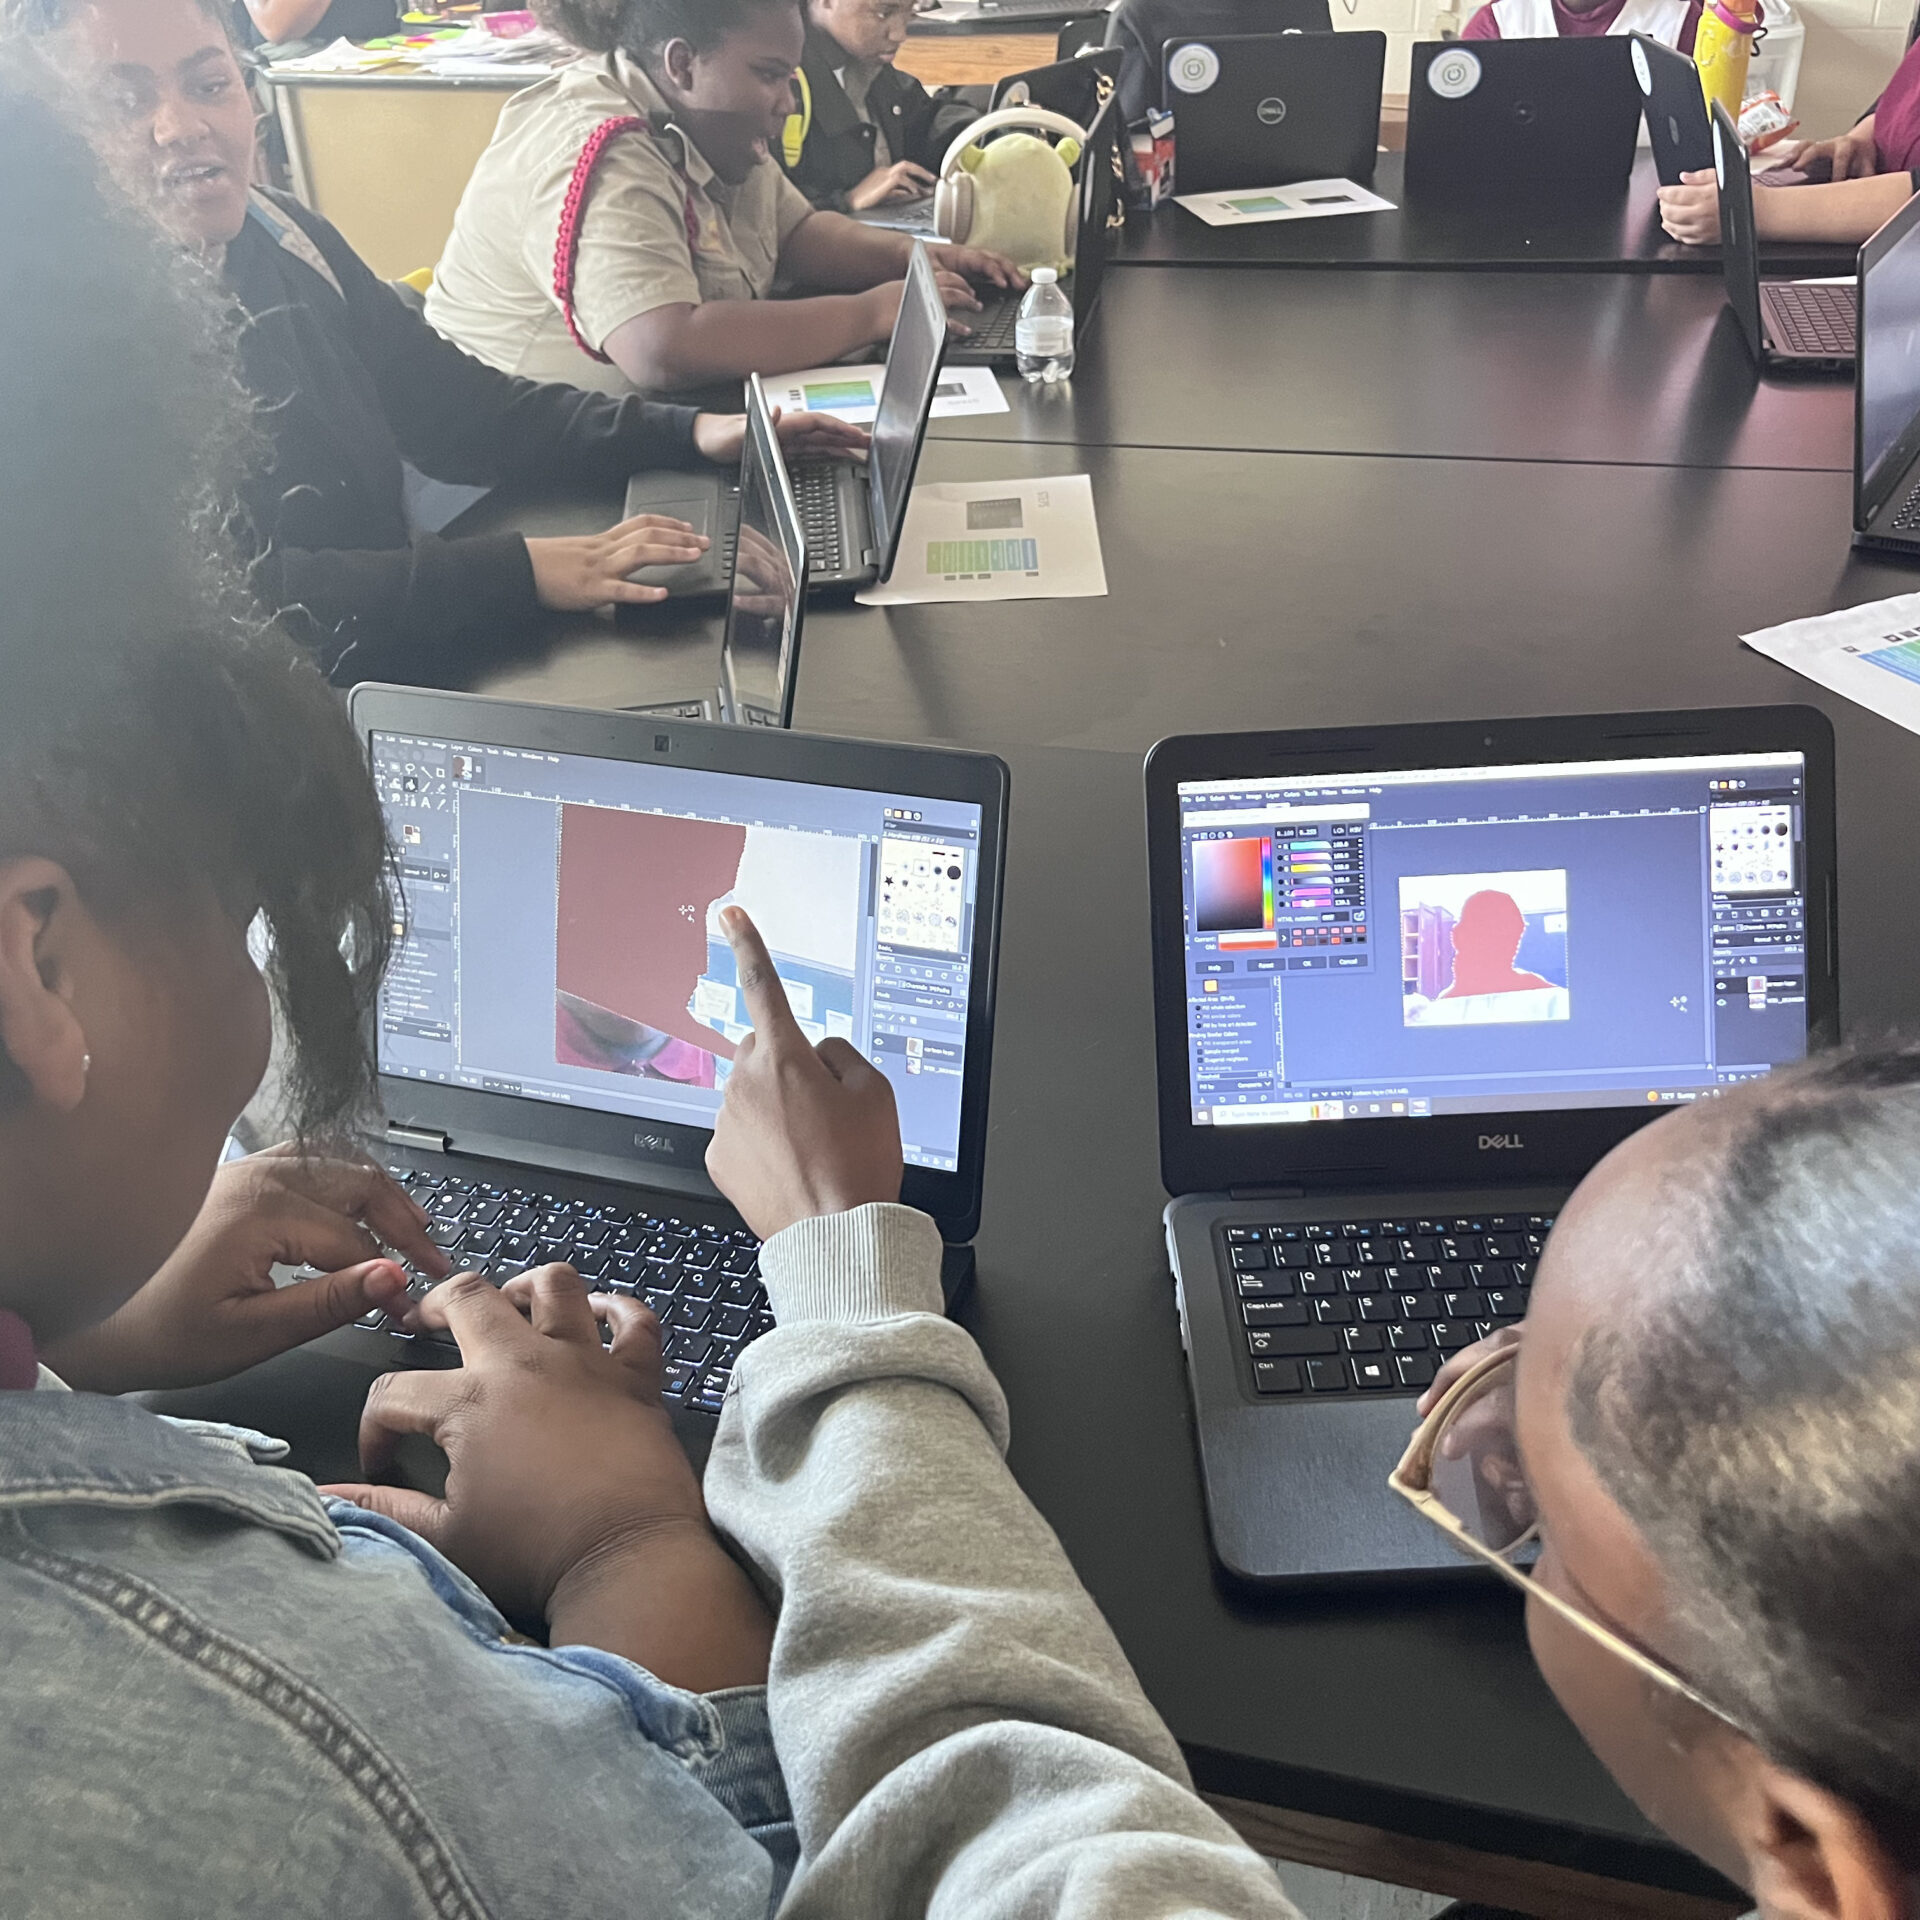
[{"left": 1192, "top": 835, "right": 1273, "bottom": 934}]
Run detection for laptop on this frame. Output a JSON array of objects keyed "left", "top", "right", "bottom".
[
  {"left": 1404, "top": 39, "right": 1641, "bottom": 204},
  {"left": 1164, "top": 32, "right": 1385, "bottom": 195},
  {"left": 628, "top": 375, "right": 807, "bottom": 727},
  {"left": 1851, "top": 189, "right": 1920, "bottom": 551},
  {"left": 341, "top": 684, "right": 1009, "bottom": 1430},
  {"left": 992, "top": 46, "right": 1123, "bottom": 122},
  {"left": 1711, "top": 99, "right": 1854, "bottom": 370},
  {"left": 621, "top": 240, "right": 947, "bottom": 594},
  {"left": 1145, "top": 707, "right": 1837, "bottom": 1584},
  {"left": 949, "top": 93, "right": 1120, "bottom": 367},
  {"left": 1629, "top": 31, "right": 1712, "bottom": 185}
]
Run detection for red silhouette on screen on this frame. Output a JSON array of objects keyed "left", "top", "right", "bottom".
[
  {"left": 1440, "top": 890, "right": 1554, "bottom": 999},
  {"left": 554, "top": 804, "right": 747, "bottom": 1072}
]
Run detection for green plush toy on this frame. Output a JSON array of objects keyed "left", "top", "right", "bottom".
[{"left": 956, "top": 130, "right": 1083, "bottom": 276}]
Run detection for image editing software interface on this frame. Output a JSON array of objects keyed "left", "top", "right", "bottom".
[
  {"left": 1176, "top": 751, "right": 1811, "bottom": 1126},
  {"left": 374, "top": 733, "right": 983, "bottom": 1172}
]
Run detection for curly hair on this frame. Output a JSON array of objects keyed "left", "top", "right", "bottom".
[{"left": 0, "top": 61, "right": 393, "bottom": 1137}]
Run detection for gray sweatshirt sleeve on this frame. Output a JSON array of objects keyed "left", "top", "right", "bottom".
[{"left": 701, "top": 1202, "right": 1303, "bottom": 1920}]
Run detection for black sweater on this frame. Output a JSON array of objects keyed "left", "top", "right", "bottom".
[{"left": 225, "top": 193, "right": 702, "bottom": 678}]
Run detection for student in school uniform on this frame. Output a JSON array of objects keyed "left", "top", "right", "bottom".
[
  {"left": 231, "top": 0, "right": 399, "bottom": 48},
  {"left": 29, "top": 0, "right": 863, "bottom": 680},
  {"left": 777, "top": 0, "right": 976, "bottom": 213},
  {"left": 1659, "top": 33, "right": 1920, "bottom": 246},
  {"left": 423, "top": 0, "right": 1024, "bottom": 395},
  {"left": 1457, "top": 0, "right": 1702, "bottom": 53}
]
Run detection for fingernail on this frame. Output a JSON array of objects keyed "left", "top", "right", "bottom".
[{"left": 720, "top": 905, "right": 745, "bottom": 936}]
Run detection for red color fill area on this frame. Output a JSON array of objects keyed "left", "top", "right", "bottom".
[
  {"left": 1440, "top": 889, "right": 1555, "bottom": 998},
  {"left": 554, "top": 804, "right": 747, "bottom": 1062}
]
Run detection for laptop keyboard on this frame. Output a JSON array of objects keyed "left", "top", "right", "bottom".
[
  {"left": 789, "top": 462, "right": 847, "bottom": 574},
  {"left": 968, "top": 294, "right": 1022, "bottom": 355},
  {"left": 1890, "top": 478, "right": 1920, "bottom": 532},
  {"left": 1221, "top": 1212, "right": 1552, "bottom": 1398},
  {"left": 362, "top": 1167, "right": 771, "bottom": 1417},
  {"left": 1763, "top": 282, "right": 1855, "bottom": 357}
]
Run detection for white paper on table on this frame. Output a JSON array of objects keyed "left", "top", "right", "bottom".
[
  {"left": 856, "top": 474, "right": 1107, "bottom": 606},
  {"left": 763, "top": 361, "right": 1008, "bottom": 422},
  {"left": 277, "top": 35, "right": 409, "bottom": 70},
  {"left": 1741, "top": 592, "right": 1920, "bottom": 737},
  {"left": 1174, "top": 178, "right": 1395, "bottom": 227}
]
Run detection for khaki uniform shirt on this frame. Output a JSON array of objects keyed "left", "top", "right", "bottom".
[{"left": 426, "top": 54, "right": 815, "bottom": 394}]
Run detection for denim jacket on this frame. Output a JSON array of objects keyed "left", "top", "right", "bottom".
[{"left": 0, "top": 1385, "right": 792, "bottom": 1918}]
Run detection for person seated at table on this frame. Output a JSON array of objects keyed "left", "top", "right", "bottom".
[
  {"left": 1659, "top": 36, "right": 1920, "bottom": 246},
  {"left": 0, "top": 61, "right": 1303, "bottom": 1918},
  {"left": 1457, "top": 0, "right": 1701, "bottom": 54},
  {"left": 27, "top": 0, "right": 864, "bottom": 681},
  {"left": 231, "top": 0, "right": 397, "bottom": 50},
  {"left": 777, "top": 0, "right": 974, "bottom": 213},
  {"left": 423, "top": 0, "right": 1024, "bottom": 395}
]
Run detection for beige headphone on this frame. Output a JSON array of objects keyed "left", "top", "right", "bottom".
[{"left": 934, "top": 107, "right": 1089, "bottom": 249}]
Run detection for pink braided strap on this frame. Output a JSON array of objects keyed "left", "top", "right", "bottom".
[{"left": 552, "top": 114, "right": 700, "bottom": 363}]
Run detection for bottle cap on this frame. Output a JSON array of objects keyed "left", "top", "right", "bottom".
[{"left": 1031, "top": 266, "right": 1058, "bottom": 284}]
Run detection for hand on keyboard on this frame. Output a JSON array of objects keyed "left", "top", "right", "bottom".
[
  {"left": 705, "top": 907, "right": 904, "bottom": 1241},
  {"left": 327, "top": 1265, "right": 775, "bottom": 1689},
  {"left": 42, "top": 1146, "right": 448, "bottom": 1395}
]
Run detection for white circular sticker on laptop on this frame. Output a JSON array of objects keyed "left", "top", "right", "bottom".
[
  {"left": 1427, "top": 47, "right": 1481, "bottom": 100},
  {"left": 1630, "top": 37, "right": 1653, "bottom": 96},
  {"left": 1169, "top": 42, "right": 1220, "bottom": 95}
]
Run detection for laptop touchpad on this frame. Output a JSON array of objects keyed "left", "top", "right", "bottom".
[{"left": 625, "top": 493, "right": 722, "bottom": 594}]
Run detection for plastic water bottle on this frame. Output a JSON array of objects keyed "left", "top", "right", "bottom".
[{"left": 1015, "top": 267, "right": 1074, "bottom": 384}]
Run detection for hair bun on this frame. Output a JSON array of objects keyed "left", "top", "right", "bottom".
[{"left": 532, "top": 0, "right": 626, "bottom": 52}]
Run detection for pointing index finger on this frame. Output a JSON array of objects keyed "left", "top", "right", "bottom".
[{"left": 722, "top": 907, "right": 806, "bottom": 1049}]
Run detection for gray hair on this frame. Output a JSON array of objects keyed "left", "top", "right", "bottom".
[{"left": 1568, "top": 1046, "right": 1920, "bottom": 1868}]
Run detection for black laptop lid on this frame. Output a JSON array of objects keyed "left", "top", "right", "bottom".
[
  {"left": 1709, "top": 99, "right": 1768, "bottom": 364},
  {"left": 1630, "top": 32, "right": 1712, "bottom": 185},
  {"left": 1069, "top": 94, "right": 1121, "bottom": 324},
  {"left": 1404, "top": 38, "right": 1641, "bottom": 203},
  {"left": 868, "top": 241, "right": 947, "bottom": 584},
  {"left": 1163, "top": 31, "right": 1385, "bottom": 194},
  {"left": 1855, "top": 190, "right": 1920, "bottom": 528},
  {"left": 720, "top": 376, "right": 807, "bottom": 729},
  {"left": 350, "top": 686, "right": 1009, "bottom": 1243},
  {"left": 1104, "top": 0, "right": 1332, "bottom": 120},
  {"left": 991, "top": 46, "right": 1122, "bottom": 122},
  {"left": 1146, "top": 707, "right": 1837, "bottom": 1198}
]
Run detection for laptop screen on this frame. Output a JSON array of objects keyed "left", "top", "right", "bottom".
[
  {"left": 1172, "top": 748, "right": 1812, "bottom": 1128},
  {"left": 372, "top": 732, "right": 985, "bottom": 1173},
  {"left": 1859, "top": 199, "right": 1920, "bottom": 507},
  {"left": 720, "top": 381, "right": 803, "bottom": 727},
  {"left": 868, "top": 241, "right": 946, "bottom": 581}
]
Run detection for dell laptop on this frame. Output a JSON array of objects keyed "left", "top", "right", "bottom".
[
  {"left": 992, "top": 45, "right": 1123, "bottom": 122},
  {"left": 1404, "top": 38, "right": 1641, "bottom": 204},
  {"left": 1164, "top": 31, "right": 1385, "bottom": 194},
  {"left": 1629, "top": 31, "right": 1712, "bottom": 185},
  {"left": 1852, "top": 190, "right": 1920, "bottom": 551},
  {"left": 1145, "top": 706, "right": 1836, "bottom": 1583},
  {"left": 949, "top": 93, "right": 1121, "bottom": 368},
  {"left": 1712, "top": 99, "right": 1855, "bottom": 371},
  {"left": 622, "top": 240, "right": 947, "bottom": 594},
  {"left": 340, "top": 684, "right": 1009, "bottom": 1428},
  {"left": 629, "top": 375, "right": 807, "bottom": 727}
]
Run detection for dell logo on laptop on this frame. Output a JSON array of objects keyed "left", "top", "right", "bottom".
[
  {"left": 634, "top": 1131, "right": 677, "bottom": 1156},
  {"left": 1479, "top": 1133, "right": 1525, "bottom": 1150},
  {"left": 1256, "top": 95, "right": 1287, "bottom": 124}
]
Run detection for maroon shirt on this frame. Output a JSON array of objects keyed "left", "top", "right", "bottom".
[
  {"left": 1874, "top": 33, "right": 1920, "bottom": 171},
  {"left": 1461, "top": 0, "right": 1703, "bottom": 52}
]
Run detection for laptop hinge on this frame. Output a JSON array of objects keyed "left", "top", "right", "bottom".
[{"left": 385, "top": 1123, "right": 450, "bottom": 1153}]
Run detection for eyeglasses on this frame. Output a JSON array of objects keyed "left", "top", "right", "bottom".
[{"left": 1388, "top": 1345, "right": 1750, "bottom": 1740}]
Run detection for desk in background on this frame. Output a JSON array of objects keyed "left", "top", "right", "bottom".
[{"left": 1116, "top": 151, "right": 1860, "bottom": 277}]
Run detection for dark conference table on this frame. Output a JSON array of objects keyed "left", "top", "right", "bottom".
[
  {"left": 185, "top": 206, "right": 1920, "bottom": 1918},
  {"left": 1113, "top": 149, "right": 1862, "bottom": 277}
]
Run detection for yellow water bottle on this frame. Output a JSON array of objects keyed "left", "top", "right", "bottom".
[{"left": 1695, "top": 0, "right": 1762, "bottom": 120}]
